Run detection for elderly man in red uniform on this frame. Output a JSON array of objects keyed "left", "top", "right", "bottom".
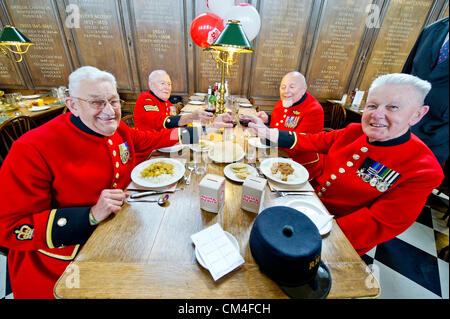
[
  {"left": 245, "top": 73, "right": 444, "bottom": 256},
  {"left": 256, "top": 71, "right": 324, "bottom": 179},
  {"left": 0, "top": 66, "right": 232, "bottom": 299},
  {"left": 133, "top": 70, "right": 214, "bottom": 163},
  {"left": 134, "top": 70, "right": 212, "bottom": 131}
]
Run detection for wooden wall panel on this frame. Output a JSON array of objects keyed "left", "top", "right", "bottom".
[
  {"left": 358, "top": 0, "right": 435, "bottom": 91},
  {"left": 249, "top": 0, "right": 313, "bottom": 99},
  {"left": 63, "top": 0, "right": 133, "bottom": 90},
  {"left": 0, "top": 0, "right": 445, "bottom": 104},
  {"left": 4, "top": 0, "right": 72, "bottom": 88},
  {"left": 306, "top": 0, "right": 373, "bottom": 101},
  {"left": 0, "top": 51, "right": 23, "bottom": 87},
  {"left": 130, "top": 0, "right": 187, "bottom": 93}
]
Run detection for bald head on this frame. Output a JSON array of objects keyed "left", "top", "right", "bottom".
[
  {"left": 280, "top": 72, "right": 307, "bottom": 107},
  {"left": 148, "top": 70, "right": 172, "bottom": 101}
]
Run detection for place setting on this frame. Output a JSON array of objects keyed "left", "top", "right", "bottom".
[{"left": 126, "top": 157, "right": 186, "bottom": 204}]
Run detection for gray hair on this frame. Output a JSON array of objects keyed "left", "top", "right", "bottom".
[
  {"left": 68, "top": 66, "right": 117, "bottom": 97},
  {"left": 369, "top": 73, "right": 432, "bottom": 103},
  {"left": 148, "top": 69, "right": 170, "bottom": 83}
]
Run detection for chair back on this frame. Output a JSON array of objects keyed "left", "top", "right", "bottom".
[
  {"left": 324, "top": 103, "right": 347, "bottom": 131},
  {"left": 0, "top": 115, "right": 34, "bottom": 166},
  {"left": 121, "top": 114, "right": 134, "bottom": 128}
]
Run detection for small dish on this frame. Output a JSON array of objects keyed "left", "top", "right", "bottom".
[{"left": 286, "top": 199, "right": 333, "bottom": 235}]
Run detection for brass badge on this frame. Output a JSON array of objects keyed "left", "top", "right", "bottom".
[
  {"left": 14, "top": 224, "right": 34, "bottom": 241},
  {"left": 143, "top": 105, "right": 159, "bottom": 112}
]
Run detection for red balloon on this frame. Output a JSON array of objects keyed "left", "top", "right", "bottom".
[{"left": 190, "top": 12, "right": 224, "bottom": 48}]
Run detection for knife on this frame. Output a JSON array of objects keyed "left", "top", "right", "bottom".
[{"left": 129, "top": 187, "right": 183, "bottom": 199}]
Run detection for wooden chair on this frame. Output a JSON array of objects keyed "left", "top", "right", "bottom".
[
  {"left": 121, "top": 114, "right": 134, "bottom": 128},
  {"left": 324, "top": 103, "right": 347, "bottom": 132},
  {"left": 0, "top": 115, "right": 35, "bottom": 166}
]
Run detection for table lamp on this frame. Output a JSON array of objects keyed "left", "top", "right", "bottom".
[
  {"left": 206, "top": 20, "right": 253, "bottom": 114},
  {"left": 0, "top": 26, "right": 34, "bottom": 63}
]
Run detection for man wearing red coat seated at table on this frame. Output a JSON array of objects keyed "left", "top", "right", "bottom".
[
  {"left": 0, "top": 66, "right": 232, "bottom": 299},
  {"left": 133, "top": 70, "right": 213, "bottom": 163},
  {"left": 245, "top": 73, "right": 444, "bottom": 256},
  {"left": 256, "top": 71, "right": 324, "bottom": 180}
]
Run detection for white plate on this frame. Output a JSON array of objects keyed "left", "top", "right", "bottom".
[
  {"left": 194, "top": 92, "right": 207, "bottom": 96},
  {"left": 188, "top": 100, "right": 204, "bottom": 105},
  {"left": 259, "top": 157, "right": 309, "bottom": 185},
  {"left": 248, "top": 137, "right": 270, "bottom": 149},
  {"left": 29, "top": 106, "right": 50, "bottom": 112},
  {"left": 195, "top": 231, "right": 239, "bottom": 269},
  {"left": 223, "top": 163, "right": 258, "bottom": 183},
  {"left": 239, "top": 103, "right": 253, "bottom": 108},
  {"left": 22, "top": 94, "right": 41, "bottom": 99},
  {"left": 208, "top": 142, "right": 245, "bottom": 163},
  {"left": 189, "top": 140, "right": 214, "bottom": 152},
  {"left": 131, "top": 158, "right": 186, "bottom": 188},
  {"left": 286, "top": 199, "right": 333, "bottom": 236},
  {"left": 157, "top": 144, "right": 185, "bottom": 153}
]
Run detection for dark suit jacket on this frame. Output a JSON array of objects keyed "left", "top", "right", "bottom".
[{"left": 402, "top": 17, "right": 449, "bottom": 164}]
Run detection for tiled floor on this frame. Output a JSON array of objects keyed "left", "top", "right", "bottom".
[
  {"left": 362, "top": 194, "right": 449, "bottom": 299},
  {"left": 1, "top": 195, "right": 448, "bottom": 299}
]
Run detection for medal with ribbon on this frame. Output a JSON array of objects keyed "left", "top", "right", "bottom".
[
  {"left": 118, "top": 142, "right": 130, "bottom": 165},
  {"left": 356, "top": 157, "right": 400, "bottom": 192}
]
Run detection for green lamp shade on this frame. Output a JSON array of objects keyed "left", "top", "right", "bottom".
[
  {"left": 209, "top": 20, "right": 253, "bottom": 53},
  {"left": 0, "top": 26, "right": 33, "bottom": 44}
]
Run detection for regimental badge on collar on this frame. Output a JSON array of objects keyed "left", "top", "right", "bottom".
[
  {"left": 118, "top": 142, "right": 130, "bottom": 164},
  {"left": 356, "top": 157, "right": 400, "bottom": 192},
  {"left": 285, "top": 116, "right": 300, "bottom": 129},
  {"left": 143, "top": 104, "right": 159, "bottom": 112},
  {"left": 14, "top": 224, "right": 34, "bottom": 241},
  {"left": 292, "top": 111, "right": 301, "bottom": 115}
]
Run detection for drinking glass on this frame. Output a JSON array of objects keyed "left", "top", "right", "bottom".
[{"left": 194, "top": 150, "right": 208, "bottom": 175}]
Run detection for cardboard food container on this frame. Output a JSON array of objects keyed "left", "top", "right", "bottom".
[
  {"left": 199, "top": 174, "right": 225, "bottom": 213},
  {"left": 241, "top": 175, "right": 267, "bottom": 214}
]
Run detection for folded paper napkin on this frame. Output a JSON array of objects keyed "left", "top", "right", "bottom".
[
  {"left": 191, "top": 223, "right": 244, "bottom": 281},
  {"left": 267, "top": 179, "right": 315, "bottom": 192}
]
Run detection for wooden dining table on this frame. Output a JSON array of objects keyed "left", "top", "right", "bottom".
[{"left": 54, "top": 119, "right": 380, "bottom": 299}]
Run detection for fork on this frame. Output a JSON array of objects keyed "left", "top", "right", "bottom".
[
  {"left": 249, "top": 162, "right": 263, "bottom": 177},
  {"left": 185, "top": 163, "right": 195, "bottom": 185},
  {"left": 275, "top": 190, "right": 314, "bottom": 197}
]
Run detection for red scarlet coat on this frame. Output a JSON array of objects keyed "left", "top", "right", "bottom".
[
  {"left": 269, "top": 93, "right": 324, "bottom": 179},
  {"left": 134, "top": 90, "right": 177, "bottom": 131},
  {"left": 0, "top": 113, "right": 182, "bottom": 298},
  {"left": 279, "top": 123, "right": 444, "bottom": 255}
]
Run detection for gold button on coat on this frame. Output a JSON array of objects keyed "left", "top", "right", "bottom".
[
  {"left": 339, "top": 168, "right": 345, "bottom": 173},
  {"left": 360, "top": 147, "right": 368, "bottom": 152}
]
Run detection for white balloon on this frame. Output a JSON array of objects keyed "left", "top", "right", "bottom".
[
  {"left": 224, "top": 4, "right": 261, "bottom": 41},
  {"left": 207, "top": 0, "right": 235, "bottom": 19}
]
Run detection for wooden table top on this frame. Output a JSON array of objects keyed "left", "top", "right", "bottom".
[
  {"left": 0, "top": 96, "right": 65, "bottom": 119},
  {"left": 54, "top": 124, "right": 380, "bottom": 299}
]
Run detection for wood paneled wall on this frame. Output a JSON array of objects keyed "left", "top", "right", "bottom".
[{"left": 0, "top": 0, "right": 448, "bottom": 111}]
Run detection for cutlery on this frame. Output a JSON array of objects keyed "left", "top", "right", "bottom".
[
  {"left": 129, "top": 188, "right": 183, "bottom": 199},
  {"left": 275, "top": 190, "right": 315, "bottom": 197},
  {"left": 127, "top": 194, "right": 169, "bottom": 205},
  {"left": 185, "top": 163, "right": 195, "bottom": 185}
]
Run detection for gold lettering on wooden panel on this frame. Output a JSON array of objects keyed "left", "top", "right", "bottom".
[
  {"left": 359, "top": 0, "right": 434, "bottom": 91},
  {"left": 68, "top": 0, "right": 130, "bottom": 89},
  {"left": 5, "top": 0, "right": 71, "bottom": 87},
  {"left": 251, "top": 0, "right": 313, "bottom": 98},
  {"left": 0, "top": 59, "right": 22, "bottom": 86},
  {"left": 307, "top": 0, "right": 372, "bottom": 100},
  {"left": 132, "top": 0, "right": 186, "bottom": 92}
]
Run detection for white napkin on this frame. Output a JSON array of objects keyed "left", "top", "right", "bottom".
[{"left": 191, "top": 224, "right": 244, "bottom": 281}]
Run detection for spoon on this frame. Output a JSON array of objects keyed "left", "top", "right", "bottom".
[{"left": 127, "top": 194, "right": 169, "bottom": 205}]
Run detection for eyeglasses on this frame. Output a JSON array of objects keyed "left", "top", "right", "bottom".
[{"left": 73, "top": 96, "right": 123, "bottom": 110}]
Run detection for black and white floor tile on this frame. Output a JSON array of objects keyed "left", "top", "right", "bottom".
[{"left": 1, "top": 195, "right": 448, "bottom": 299}]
